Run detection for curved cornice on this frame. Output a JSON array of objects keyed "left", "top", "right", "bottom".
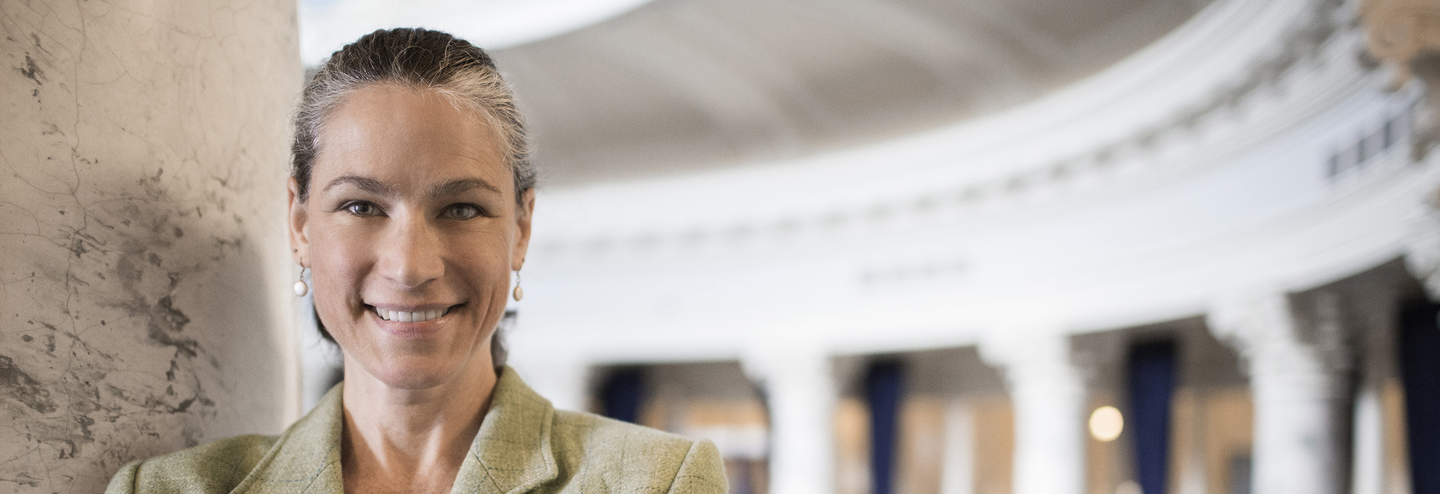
[
  {"left": 505, "top": 0, "right": 1440, "bottom": 369},
  {"left": 532, "top": 0, "right": 1362, "bottom": 257}
]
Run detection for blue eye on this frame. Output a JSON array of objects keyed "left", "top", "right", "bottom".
[
  {"left": 443, "top": 204, "right": 482, "bottom": 220},
  {"left": 345, "top": 202, "right": 381, "bottom": 216}
]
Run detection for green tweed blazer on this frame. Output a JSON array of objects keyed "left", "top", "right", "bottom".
[{"left": 105, "top": 367, "right": 727, "bottom": 493}]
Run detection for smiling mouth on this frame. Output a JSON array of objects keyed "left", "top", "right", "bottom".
[{"left": 372, "top": 306, "right": 453, "bottom": 323}]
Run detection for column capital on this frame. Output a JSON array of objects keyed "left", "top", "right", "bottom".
[
  {"left": 1206, "top": 290, "right": 1292, "bottom": 343},
  {"left": 1208, "top": 290, "right": 1353, "bottom": 388},
  {"left": 976, "top": 324, "right": 1069, "bottom": 371},
  {"left": 740, "top": 341, "right": 828, "bottom": 385}
]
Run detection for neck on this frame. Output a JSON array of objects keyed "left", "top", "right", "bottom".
[{"left": 340, "top": 355, "right": 498, "bottom": 494}]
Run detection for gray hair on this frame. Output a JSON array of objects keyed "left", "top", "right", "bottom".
[
  {"left": 292, "top": 27, "right": 535, "bottom": 205},
  {"left": 294, "top": 28, "right": 532, "bottom": 368}
]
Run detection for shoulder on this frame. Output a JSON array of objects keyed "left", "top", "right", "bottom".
[
  {"left": 106, "top": 383, "right": 345, "bottom": 494},
  {"left": 104, "top": 434, "right": 279, "bottom": 494},
  {"left": 548, "top": 410, "right": 728, "bottom": 493},
  {"left": 551, "top": 408, "right": 692, "bottom": 452}
]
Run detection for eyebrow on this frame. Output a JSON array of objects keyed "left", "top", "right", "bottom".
[
  {"left": 430, "top": 178, "right": 501, "bottom": 197},
  {"left": 321, "top": 175, "right": 501, "bottom": 197},
  {"left": 323, "top": 175, "right": 393, "bottom": 195}
]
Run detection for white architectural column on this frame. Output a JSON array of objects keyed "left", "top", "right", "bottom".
[
  {"left": 1209, "top": 292, "right": 1352, "bottom": 494},
  {"left": 982, "top": 331, "right": 1085, "bottom": 494},
  {"left": 1345, "top": 281, "right": 1406, "bottom": 494},
  {"left": 744, "top": 346, "right": 837, "bottom": 494},
  {"left": 940, "top": 399, "right": 977, "bottom": 494},
  {"left": 1351, "top": 386, "right": 1387, "bottom": 494}
]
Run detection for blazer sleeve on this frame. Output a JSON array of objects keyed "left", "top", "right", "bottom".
[{"left": 665, "top": 439, "right": 728, "bottom": 494}]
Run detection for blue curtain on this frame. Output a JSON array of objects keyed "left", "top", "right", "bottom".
[
  {"left": 1129, "top": 340, "right": 1176, "bottom": 494},
  {"left": 1402, "top": 302, "right": 1440, "bottom": 494},
  {"left": 866, "top": 360, "right": 906, "bottom": 494},
  {"left": 600, "top": 367, "right": 647, "bottom": 424}
]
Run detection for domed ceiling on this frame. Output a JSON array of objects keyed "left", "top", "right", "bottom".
[
  {"left": 300, "top": 0, "right": 1215, "bottom": 185},
  {"left": 491, "top": 0, "right": 1214, "bottom": 185}
]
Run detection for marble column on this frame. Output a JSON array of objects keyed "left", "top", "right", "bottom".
[
  {"left": 0, "top": 1, "right": 302, "bottom": 493},
  {"left": 1341, "top": 277, "right": 1406, "bottom": 494},
  {"left": 1209, "top": 292, "right": 1352, "bottom": 494},
  {"left": 939, "top": 399, "right": 976, "bottom": 494},
  {"left": 982, "top": 331, "right": 1085, "bottom": 494},
  {"left": 745, "top": 346, "right": 837, "bottom": 494}
]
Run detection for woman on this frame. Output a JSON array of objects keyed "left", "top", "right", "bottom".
[{"left": 106, "top": 28, "right": 726, "bottom": 494}]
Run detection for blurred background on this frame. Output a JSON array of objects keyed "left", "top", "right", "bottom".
[{"left": 4, "top": 0, "right": 1440, "bottom": 493}]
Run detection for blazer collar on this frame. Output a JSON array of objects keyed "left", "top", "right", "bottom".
[
  {"left": 450, "top": 366, "right": 559, "bottom": 494},
  {"left": 236, "top": 366, "right": 557, "bottom": 494},
  {"left": 232, "top": 381, "right": 344, "bottom": 494}
]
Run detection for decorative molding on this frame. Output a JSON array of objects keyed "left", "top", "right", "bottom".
[
  {"left": 859, "top": 257, "right": 967, "bottom": 287},
  {"left": 1361, "top": 0, "right": 1440, "bottom": 157},
  {"left": 539, "top": 0, "right": 1363, "bottom": 258},
  {"left": 1361, "top": 0, "right": 1440, "bottom": 85},
  {"left": 1325, "top": 98, "right": 1418, "bottom": 182}
]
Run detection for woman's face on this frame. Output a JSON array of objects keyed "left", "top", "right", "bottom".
[{"left": 288, "top": 84, "right": 532, "bottom": 390}]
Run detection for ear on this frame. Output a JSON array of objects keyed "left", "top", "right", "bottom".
[
  {"left": 511, "top": 188, "right": 535, "bottom": 272},
  {"left": 287, "top": 176, "right": 311, "bottom": 267}
]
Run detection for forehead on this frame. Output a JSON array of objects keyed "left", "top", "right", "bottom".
[{"left": 314, "top": 84, "right": 509, "bottom": 192}]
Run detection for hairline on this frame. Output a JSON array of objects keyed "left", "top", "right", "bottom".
[{"left": 306, "top": 80, "right": 517, "bottom": 190}]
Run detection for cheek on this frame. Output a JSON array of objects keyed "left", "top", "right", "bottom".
[
  {"left": 472, "top": 244, "right": 515, "bottom": 282},
  {"left": 308, "top": 225, "right": 372, "bottom": 312},
  {"left": 453, "top": 226, "right": 514, "bottom": 271}
]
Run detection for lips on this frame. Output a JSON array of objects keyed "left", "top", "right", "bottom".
[{"left": 369, "top": 305, "right": 455, "bottom": 323}]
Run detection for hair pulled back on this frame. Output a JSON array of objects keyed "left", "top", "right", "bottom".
[
  {"left": 293, "top": 28, "right": 529, "bottom": 367},
  {"left": 291, "top": 27, "right": 535, "bottom": 205}
]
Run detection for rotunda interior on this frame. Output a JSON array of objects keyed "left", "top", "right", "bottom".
[{"left": 3, "top": 0, "right": 1440, "bottom": 493}]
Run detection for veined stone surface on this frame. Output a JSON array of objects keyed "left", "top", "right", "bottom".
[{"left": 0, "top": 1, "right": 302, "bottom": 492}]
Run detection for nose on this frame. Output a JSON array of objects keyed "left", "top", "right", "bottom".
[{"left": 375, "top": 210, "right": 444, "bottom": 289}]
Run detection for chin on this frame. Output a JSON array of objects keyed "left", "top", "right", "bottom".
[
  {"left": 374, "top": 368, "right": 458, "bottom": 390},
  {"left": 361, "top": 346, "right": 495, "bottom": 391},
  {"left": 356, "top": 356, "right": 469, "bottom": 390}
]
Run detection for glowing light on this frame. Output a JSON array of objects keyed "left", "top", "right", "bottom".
[{"left": 1089, "top": 405, "right": 1124, "bottom": 442}]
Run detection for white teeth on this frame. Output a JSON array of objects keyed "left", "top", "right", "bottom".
[{"left": 374, "top": 307, "right": 449, "bottom": 322}]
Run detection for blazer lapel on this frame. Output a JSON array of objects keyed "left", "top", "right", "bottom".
[
  {"left": 228, "top": 369, "right": 557, "bottom": 494},
  {"left": 233, "top": 384, "right": 346, "bottom": 494},
  {"left": 450, "top": 367, "right": 559, "bottom": 494}
]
